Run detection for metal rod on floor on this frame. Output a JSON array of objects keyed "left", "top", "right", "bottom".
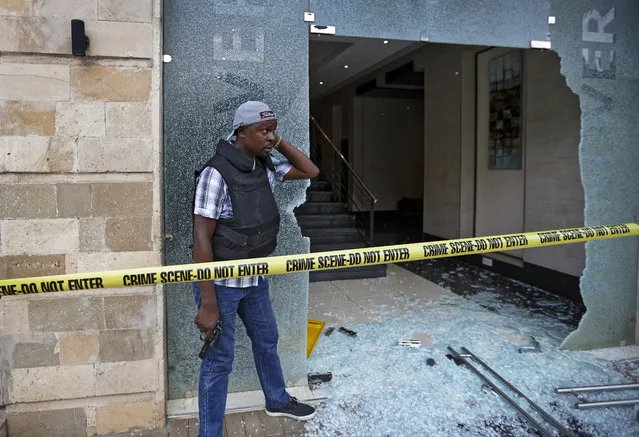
[
  {"left": 556, "top": 383, "right": 639, "bottom": 394},
  {"left": 447, "top": 347, "right": 555, "bottom": 437},
  {"left": 577, "top": 399, "right": 639, "bottom": 409},
  {"left": 459, "top": 347, "right": 579, "bottom": 437}
]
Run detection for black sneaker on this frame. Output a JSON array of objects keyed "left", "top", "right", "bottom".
[{"left": 265, "top": 397, "right": 317, "bottom": 420}]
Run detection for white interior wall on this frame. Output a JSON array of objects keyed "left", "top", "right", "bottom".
[
  {"left": 355, "top": 97, "right": 424, "bottom": 211},
  {"left": 424, "top": 45, "right": 584, "bottom": 276},
  {"left": 418, "top": 45, "right": 466, "bottom": 239},
  {"left": 522, "top": 50, "right": 584, "bottom": 276},
  {"left": 459, "top": 50, "right": 481, "bottom": 238}
]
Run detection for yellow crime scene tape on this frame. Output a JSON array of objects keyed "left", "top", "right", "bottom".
[{"left": 0, "top": 223, "right": 638, "bottom": 297}]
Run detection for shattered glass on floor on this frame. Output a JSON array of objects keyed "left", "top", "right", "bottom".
[
  {"left": 401, "top": 257, "right": 586, "bottom": 327},
  {"left": 305, "top": 264, "right": 639, "bottom": 437}
]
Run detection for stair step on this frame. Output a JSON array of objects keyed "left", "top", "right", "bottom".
[
  {"left": 303, "top": 226, "right": 361, "bottom": 235},
  {"left": 310, "top": 180, "right": 332, "bottom": 191},
  {"left": 294, "top": 180, "right": 387, "bottom": 280},
  {"left": 297, "top": 214, "right": 354, "bottom": 228},
  {"left": 302, "top": 229, "right": 364, "bottom": 244},
  {"left": 306, "top": 191, "right": 337, "bottom": 202},
  {"left": 302, "top": 226, "right": 361, "bottom": 235},
  {"left": 310, "top": 264, "right": 387, "bottom": 282},
  {"left": 296, "top": 202, "right": 347, "bottom": 214},
  {"left": 305, "top": 235, "right": 364, "bottom": 245},
  {"left": 310, "top": 242, "right": 371, "bottom": 252}
]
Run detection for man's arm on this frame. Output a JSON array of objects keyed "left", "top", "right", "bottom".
[
  {"left": 275, "top": 136, "right": 320, "bottom": 180},
  {"left": 193, "top": 215, "right": 219, "bottom": 334}
]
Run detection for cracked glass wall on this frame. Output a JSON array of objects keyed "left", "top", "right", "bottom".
[
  {"left": 548, "top": 0, "right": 639, "bottom": 349},
  {"left": 163, "top": 0, "right": 311, "bottom": 400},
  {"left": 163, "top": 0, "right": 638, "bottom": 401}
]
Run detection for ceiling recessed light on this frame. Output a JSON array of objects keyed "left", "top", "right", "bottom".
[
  {"left": 383, "top": 40, "right": 389, "bottom": 44},
  {"left": 319, "top": 81, "right": 324, "bottom": 85},
  {"left": 344, "top": 65, "right": 349, "bottom": 69}
]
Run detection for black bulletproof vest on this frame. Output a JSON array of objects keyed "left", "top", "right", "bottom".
[{"left": 194, "top": 140, "right": 281, "bottom": 261}]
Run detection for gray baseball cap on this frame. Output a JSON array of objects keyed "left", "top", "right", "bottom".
[{"left": 233, "top": 101, "right": 277, "bottom": 131}]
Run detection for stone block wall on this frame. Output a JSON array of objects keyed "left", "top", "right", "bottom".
[
  {"left": 0, "top": 292, "right": 162, "bottom": 436},
  {"left": 0, "top": 0, "right": 164, "bottom": 435}
]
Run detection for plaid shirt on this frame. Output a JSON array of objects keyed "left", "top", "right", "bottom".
[{"left": 194, "top": 153, "right": 292, "bottom": 288}]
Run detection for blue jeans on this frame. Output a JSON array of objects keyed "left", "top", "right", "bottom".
[{"left": 193, "top": 277, "right": 291, "bottom": 437}]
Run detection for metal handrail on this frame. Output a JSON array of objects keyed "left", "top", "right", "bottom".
[
  {"left": 309, "top": 115, "right": 377, "bottom": 243},
  {"left": 310, "top": 115, "right": 378, "bottom": 204}
]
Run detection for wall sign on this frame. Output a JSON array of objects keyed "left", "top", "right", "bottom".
[{"left": 488, "top": 51, "right": 523, "bottom": 170}]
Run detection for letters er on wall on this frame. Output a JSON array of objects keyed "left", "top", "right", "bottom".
[{"left": 582, "top": 7, "right": 616, "bottom": 79}]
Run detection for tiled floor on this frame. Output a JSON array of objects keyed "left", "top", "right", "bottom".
[{"left": 308, "top": 263, "right": 457, "bottom": 325}]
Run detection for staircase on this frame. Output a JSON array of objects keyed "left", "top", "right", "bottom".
[
  {"left": 295, "top": 179, "right": 387, "bottom": 282},
  {"left": 294, "top": 115, "right": 387, "bottom": 282}
]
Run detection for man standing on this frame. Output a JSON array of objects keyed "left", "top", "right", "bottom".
[{"left": 192, "top": 101, "right": 320, "bottom": 437}]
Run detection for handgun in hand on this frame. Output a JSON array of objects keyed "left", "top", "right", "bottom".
[{"left": 199, "top": 320, "right": 223, "bottom": 360}]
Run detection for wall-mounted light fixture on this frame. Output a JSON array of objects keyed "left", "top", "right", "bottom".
[{"left": 71, "top": 19, "right": 90, "bottom": 56}]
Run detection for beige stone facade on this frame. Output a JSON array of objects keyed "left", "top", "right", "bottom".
[{"left": 0, "top": 0, "right": 164, "bottom": 435}]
